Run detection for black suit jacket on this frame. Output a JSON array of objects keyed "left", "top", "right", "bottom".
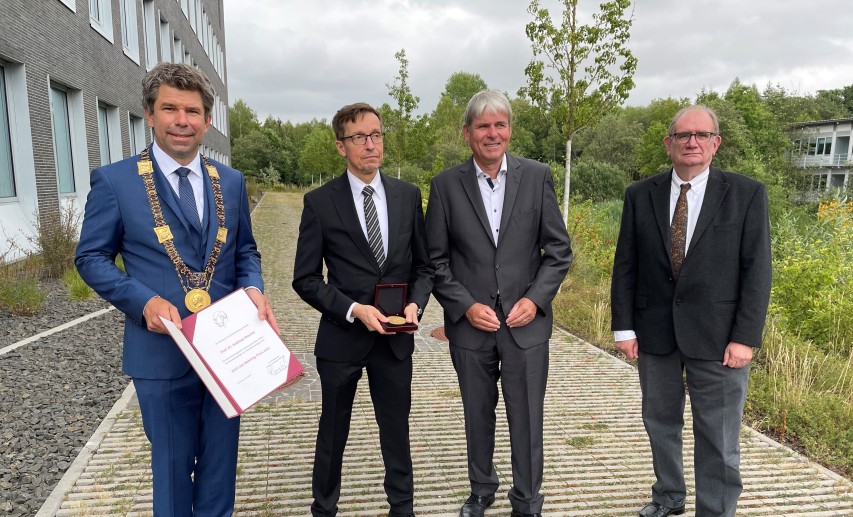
[
  {"left": 426, "top": 154, "right": 572, "bottom": 350},
  {"left": 610, "top": 167, "right": 772, "bottom": 360},
  {"left": 292, "top": 171, "right": 433, "bottom": 362}
]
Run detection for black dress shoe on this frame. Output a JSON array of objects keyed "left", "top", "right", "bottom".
[
  {"left": 510, "top": 512, "right": 542, "bottom": 517},
  {"left": 638, "top": 502, "right": 686, "bottom": 517},
  {"left": 388, "top": 513, "right": 415, "bottom": 517},
  {"left": 459, "top": 493, "right": 495, "bottom": 517}
]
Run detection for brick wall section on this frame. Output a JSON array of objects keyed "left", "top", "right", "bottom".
[{"left": 0, "top": 0, "right": 229, "bottom": 220}]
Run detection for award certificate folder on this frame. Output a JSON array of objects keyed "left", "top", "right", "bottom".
[{"left": 160, "top": 289, "right": 304, "bottom": 418}]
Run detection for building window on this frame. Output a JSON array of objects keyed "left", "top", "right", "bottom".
[
  {"left": 173, "top": 36, "right": 182, "bottom": 64},
  {"left": 159, "top": 18, "right": 171, "bottom": 62},
  {"left": 129, "top": 115, "right": 146, "bottom": 155},
  {"left": 98, "top": 102, "right": 122, "bottom": 165},
  {"left": 89, "top": 0, "right": 114, "bottom": 42},
  {"left": 119, "top": 0, "right": 140, "bottom": 63},
  {"left": 50, "top": 86, "right": 76, "bottom": 194},
  {"left": 812, "top": 173, "right": 828, "bottom": 191},
  {"left": 0, "top": 64, "right": 15, "bottom": 198},
  {"left": 830, "top": 173, "right": 846, "bottom": 189},
  {"left": 142, "top": 0, "right": 157, "bottom": 69}
]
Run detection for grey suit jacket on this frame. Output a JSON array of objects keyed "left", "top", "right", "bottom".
[
  {"left": 426, "top": 154, "right": 572, "bottom": 350},
  {"left": 610, "top": 167, "right": 772, "bottom": 360}
]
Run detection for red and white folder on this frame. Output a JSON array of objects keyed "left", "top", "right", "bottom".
[{"left": 161, "top": 289, "right": 304, "bottom": 418}]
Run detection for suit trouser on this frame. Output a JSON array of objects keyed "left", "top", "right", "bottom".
[
  {"left": 450, "top": 316, "right": 549, "bottom": 514},
  {"left": 312, "top": 338, "right": 414, "bottom": 517},
  {"left": 638, "top": 349, "right": 750, "bottom": 517},
  {"left": 134, "top": 369, "right": 240, "bottom": 517}
]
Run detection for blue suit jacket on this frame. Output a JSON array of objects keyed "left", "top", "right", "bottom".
[{"left": 75, "top": 153, "right": 264, "bottom": 379}]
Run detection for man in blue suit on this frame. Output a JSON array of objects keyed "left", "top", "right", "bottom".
[{"left": 75, "top": 63, "right": 276, "bottom": 516}]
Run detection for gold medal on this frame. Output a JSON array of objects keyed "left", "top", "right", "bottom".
[
  {"left": 386, "top": 315, "right": 407, "bottom": 326},
  {"left": 185, "top": 289, "right": 211, "bottom": 312}
]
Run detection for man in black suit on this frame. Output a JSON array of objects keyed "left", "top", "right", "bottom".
[
  {"left": 426, "top": 90, "right": 572, "bottom": 517},
  {"left": 292, "top": 103, "right": 433, "bottom": 517},
  {"left": 611, "top": 105, "right": 772, "bottom": 517}
]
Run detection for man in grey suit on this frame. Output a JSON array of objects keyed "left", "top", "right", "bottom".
[
  {"left": 426, "top": 90, "right": 572, "bottom": 517},
  {"left": 611, "top": 105, "right": 772, "bottom": 517}
]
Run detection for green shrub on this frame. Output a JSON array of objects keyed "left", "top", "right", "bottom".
[
  {"left": 569, "top": 159, "right": 630, "bottom": 202},
  {"left": 30, "top": 201, "right": 82, "bottom": 279},
  {"left": 0, "top": 276, "right": 45, "bottom": 316}
]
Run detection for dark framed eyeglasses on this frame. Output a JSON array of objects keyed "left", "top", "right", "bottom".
[
  {"left": 341, "top": 132, "right": 384, "bottom": 146},
  {"left": 669, "top": 131, "right": 716, "bottom": 144}
]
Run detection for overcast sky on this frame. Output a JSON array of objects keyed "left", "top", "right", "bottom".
[{"left": 223, "top": 0, "right": 853, "bottom": 124}]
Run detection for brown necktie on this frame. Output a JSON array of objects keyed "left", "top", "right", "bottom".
[{"left": 671, "top": 183, "right": 691, "bottom": 277}]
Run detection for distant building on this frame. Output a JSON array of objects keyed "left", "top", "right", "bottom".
[
  {"left": 790, "top": 118, "right": 853, "bottom": 196},
  {"left": 0, "top": 0, "right": 230, "bottom": 260}
]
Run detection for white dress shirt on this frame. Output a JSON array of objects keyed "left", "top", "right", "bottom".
[
  {"left": 474, "top": 154, "right": 508, "bottom": 246},
  {"left": 614, "top": 167, "right": 710, "bottom": 342},
  {"left": 346, "top": 171, "right": 389, "bottom": 322},
  {"left": 152, "top": 141, "right": 205, "bottom": 221}
]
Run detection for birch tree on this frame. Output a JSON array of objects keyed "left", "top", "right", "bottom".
[{"left": 519, "top": 0, "right": 637, "bottom": 222}]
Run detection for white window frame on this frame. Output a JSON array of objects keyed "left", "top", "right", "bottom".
[
  {"left": 0, "top": 63, "right": 16, "bottom": 199},
  {"left": 159, "top": 18, "right": 171, "bottom": 63},
  {"left": 173, "top": 36, "right": 182, "bottom": 64},
  {"left": 89, "top": 0, "right": 115, "bottom": 43},
  {"left": 142, "top": 0, "right": 157, "bottom": 69},
  {"left": 48, "top": 81, "right": 89, "bottom": 202},
  {"left": 0, "top": 60, "right": 37, "bottom": 259},
  {"left": 119, "top": 0, "right": 141, "bottom": 64},
  {"left": 96, "top": 101, "right": 122, "bottom": 165},
  {"left": 56, "top": 0, "right": 75, "bottom": 12},
  {"left": 128, "top": 114, "right": 146, "bottom": 155}
]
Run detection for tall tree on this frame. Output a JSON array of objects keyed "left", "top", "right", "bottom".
[
  {"left": 297, "top": 125, "right": 341, "bottom": 183},
  {"left": 229, "top": 99, "right": 261, "bottom": 140},
  {"left": 386, "top": 49, "right": 420, "bottom": 179},
  {"left": 520, "top": 0, "right": 637, "bottom": 222}
]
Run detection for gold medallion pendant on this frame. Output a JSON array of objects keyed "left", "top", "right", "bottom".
[
  {"left": 185, "top": 289, "right": 211, "bottom": 313},
  {"left": 386, "top": 315, "right": 407, "bottom": 326}
]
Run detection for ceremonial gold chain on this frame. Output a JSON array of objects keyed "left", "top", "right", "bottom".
[{"left": 137, "top": 146, "right": 228, "bottom": 311}]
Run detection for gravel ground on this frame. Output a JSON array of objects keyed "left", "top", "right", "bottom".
[{"left": 0, "top": 280, "right": 128, "bottom": 516}]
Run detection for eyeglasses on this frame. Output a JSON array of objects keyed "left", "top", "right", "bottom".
[
  {"left": 669, "top": 131, "right": 716, "bottom": 144},
  {"left": 341, "top": 132, "right": 384, "bottom": 146}
]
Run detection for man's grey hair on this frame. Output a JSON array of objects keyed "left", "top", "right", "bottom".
[
  {"left": 143, "top": 63, "right": 215, "bottom": 118},
  {"left": 464, "top": 90, "right": 513, "bottom": 128},
  {"left": 668, "top": 105, "right": 720, "bottom": 135}
]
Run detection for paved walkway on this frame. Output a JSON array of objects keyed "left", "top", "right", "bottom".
[{"left": 42, "top": 192, "right": 853, "bottom": 516}]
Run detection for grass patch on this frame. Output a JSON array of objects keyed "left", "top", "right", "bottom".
[
  {"left": 566, "top": 436, "right": 596, "bottom": 448},
  {"left": 63, "top": 266, "right": 93, "bottom": 300}
]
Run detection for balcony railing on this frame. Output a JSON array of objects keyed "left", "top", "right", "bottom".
[{"left": 791, "top": 153, "right": 850, "bottom": 167}]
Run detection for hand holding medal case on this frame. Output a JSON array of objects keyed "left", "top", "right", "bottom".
[{"left": 374, "top": 283, "right": 418, "bottom": 332}]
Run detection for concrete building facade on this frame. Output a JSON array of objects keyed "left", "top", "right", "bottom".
[{"left": 0, "top": 0, "right": 230, "bottom": 259}]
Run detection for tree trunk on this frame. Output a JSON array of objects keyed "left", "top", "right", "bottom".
[{"left": 562, "top": 138, "right": 572, "bottom": 225}]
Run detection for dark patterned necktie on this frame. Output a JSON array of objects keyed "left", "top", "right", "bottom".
[
  {"left": 176, "top": 167, "right": 203, "bottom": 255},
  {"left": 362, "top": 185, "right": 386, "bottom": 270},
  {"left": 671, "top": 183, "right": 691, "bottom": 277}
]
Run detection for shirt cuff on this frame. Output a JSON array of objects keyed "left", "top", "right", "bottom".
[
  {"left": 614, "top": 330, "right": 637, "bottom": 342},
  {"left": 346, "top": 302, "right": 357, "bottom": 323}
]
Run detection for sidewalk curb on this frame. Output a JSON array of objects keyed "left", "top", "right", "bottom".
[{"left": 35, "top": 381, "right": 138, "bottom": 517}]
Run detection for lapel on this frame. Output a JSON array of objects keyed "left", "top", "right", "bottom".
[
  {"left": 330, "top": 172, "right": 383, "bottom": 273},
  {"left": 496, "top": 153, "right": 522, "bottom": 248},
  {"left": 688, "top": 168, "right": 729, "bottom": 252},
  {"left": 382, "top": 173, "right": 402, "bottom": 263},
  {"left": 458, "top": 157, "right": 495, "bottom": 245},
  {"left": 650, "top": 171, "right": 673, "bottom": 260}
]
